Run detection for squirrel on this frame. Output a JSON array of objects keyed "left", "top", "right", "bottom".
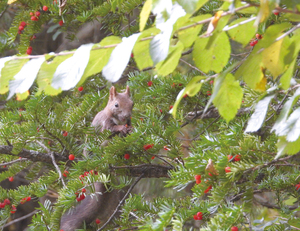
[{"left": 60, "top": 86, "right": 133, "bottom": 230}]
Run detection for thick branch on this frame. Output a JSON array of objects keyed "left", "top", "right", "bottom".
[
  {"left": 110, "top": 164, "right": 173, "bottom": 178},
  {"left": 0, "top": 145, "right": 68, "bottom": 163}
]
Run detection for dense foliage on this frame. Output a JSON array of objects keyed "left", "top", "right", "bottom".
[{"left": 1, "top": 0, "right": 300, "bottom": 230}]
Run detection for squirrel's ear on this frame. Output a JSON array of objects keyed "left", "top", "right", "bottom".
[
  {"left": 125, "top": 85, "right": 130, "bottom": 96},
  {"left": 109, "top": 86, "right": 117, "bottom": 100}
]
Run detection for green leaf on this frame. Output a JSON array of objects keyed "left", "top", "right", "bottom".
[
  {"left": 227, "top": 17, "right": 256, "bottom": 46},
  {"left": 177, "top": 0, "right": 208, "bottom": 14},
  {"left": 276, "top": 135, "right": 300, "bottom": 159},
  {"left": 193, "top": 32, "right": 230, "bottom": 73},
  {"left": 36, "top": 54, "right": 73, "bottom": 95},
  {"left": 156, "top": 41, "right": 184, "bottom": 76},
  {"left": 280, "top": 58, "right": 296, "bottom": 90},
  {"left": 177, "top": 14, "right": 211, "bottom": 48},
  {"left": 133, "top": 28, "right": 160, "bottom": 70},
  {"left": 171, "top": 76, "right": 206, "bottom": 118},
  {"left": 245, "top": 93, "right": 276, "bottom": 132},
  {"left": 213, "top": 73, "right": 243, "bottom": 123},
  {"left": 79, "top": 36, "right": 122, "bottom": 85},
  {"left": 0, "top": 58, "right": 29, "bottom": 94},
  {"left": 139, "top": 0, "right": 152, "bottom": 31}
]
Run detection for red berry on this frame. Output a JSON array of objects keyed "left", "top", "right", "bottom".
[
  {"left": 78, "top": 86, "right": 83, "bottom": 92},
  {"left": 209, "top": 80, "right": 214, "bottom": 85},
  {"left": 234, "top": 155, "right": 241, "bottom": 161},
  {"left": 130, "top": 53, "right": 134, "bottom": 58},
  {"left": 207, "top": 91, "right": 211, "bottom": 96},
  {"left": 8, "top": 177, "right": 14, "bottom": 182},
  {"left": 63, "top": 173, "right": 67, "bottom": 177},
  {"left": 69, "top": 154, "right": 75, "bottom": 161},
  {"left": 26, "top": 196, "right": 31, "bottom": 202},
  {"left": 26, "top": 48, "right": 32, "bottom": 55},
  {"left": 0, "top": 203, "right": 5, "bottom": 208},
  {"left": 31, "top": 16, "right": 38, "bottom": 21},
  {"left": 208, "top": 172, "right": 212, "bottom": 176},
  {"left": 163, "top": 145, "right": 170, "bottom": 151},
  {"left": 82, "top": 188, "right": 86, "bottom": 193},
  {"left": 250, "top": 41, "right": 255, "bottom": 46},
  {"left": 43, "top": 6, "right": 48, "bottom": 11},
  {"left": 227, "top": 155, "right": 233, "bottom": 161},
  {"left": 19, "top": 26, "right": 24, "bottom": 31},
  {"left": 197, "top": 212, "right": 202, "bottom": 217},
  {"left": 169, "top": 105, "right": 173, "bottom": 110},
  {"left": 274, "top": 11, "right": 279, "bottom": 15},
  {"left": 256, "top": 34, "right": 262, "bottom": 40},
  {"left": 30, "top": 12, "right": 34, "bottom": 16},
  {"left": 124, "top": 154, "right": 130, "bottom": 159},
  {"left": 143, "top": 144, "right": 154, "bottom": 150},
  {"left": 194, "top": 175, "right": 201, "bottom": 181},
  {"left": 253, "top": 40, "right": 258, "bottom": 45},
  {"left": 84, "top": 171, "right": 89, "bottom": 176},
  {"left": 151, "top": 156, "right": 155, "bottom": 160},
  {"left": 35, "top": 11, "right": 41, "bottom": 17},
  {"left": 18, "top": 30, "right": 22, "bottom": 34},
  {"left": 231, "top": 226, "right": 238, "bottom": 231},
  {"left": 183, "top": 94, "right": 188, "bottom": 98},
  {"left": 59, "top": 20, "right": 64, "bottom": 26},
  {"left": 147, "top": 81, "right": 153, "bottom": 87},
  {"left": 79, "top": 194, "right": 85, "bottom": 200},
  {"left": 193, "top": 214, "right": 198, "bottom": 220},
  {"left": 159, "top": 109, "right": 162, "bottom": 113},
  {"left": 225, "top": 167, "right": 231, "bottom": 173},
  {"left": 4, "top": 199, "right": 10, "bottom": 205},
  {"left": 20, "top": 21, "right": 26, "bottom": 27},
  {"left": 95, "top": 218, "right": 101, "bottom": 224},
  {"left": 63, "top": 131, "right": 68, "bottom": 137},
  {"left": 30, "top": 35, "right": 37, "bottom": 40}
]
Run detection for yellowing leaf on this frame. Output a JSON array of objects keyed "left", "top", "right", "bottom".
[
  {"left": 255, "top": 76, "right": 267, "bottom": 92},
  {"left": 206, "top": 11, "right": 223, "bottom": 34},
  {"left": 205, "top": 159, "right": 219, "bottom": 175},
  {"left": 16, "top": 91, "right": 29, "bottom": 101},
  {"left": 139, "top": 0, "right": 152, "bottom": 31},
  {"left": 254, "top": 0, "right": 273, "bottom": 27},
  {"left": 262, "top": 37, "right": 290, "bottom": 78},
  {"left": 7, "top": 0, "right": 18, "bottom": 4}
]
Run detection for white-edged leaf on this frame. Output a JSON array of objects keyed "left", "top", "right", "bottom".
[
  {"left": 152, "top": 0, "right": 173, "bottom": 29},
  {"left": 102, "top": 33, "right": 140, "bottom": 83},
  {"left": 150, "top": 3, "right": 186, "bottom": 65},
  {"left": 278, "top": 108, "right": 300, "bottom": 142},
  {"left": 51, "top": 43, "right": 94, "bottom": 90},
  {"left": 245, "top": 94, "right": 276, "bottom": 132},
  {"left": 7, "top": 57, "right": 45, "bottom": 99},
  {"left": 272, "top": 88, "right": 300, "bottom": 134}
]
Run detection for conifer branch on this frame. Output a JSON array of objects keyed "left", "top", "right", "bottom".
[
  {"left": 110, "top": 164, "right": 173, "bottom": 178},
  {"left": 1, "top": 210, "right": 39, "bottom": 229},
  {"left": 0, "top": 158, "right": 28, "bottom": 167},
  {"left": 35, "top": 141, "right": 66, "bottom": 187},
  {"left": 0, "top": 145, "right": 68, "bottom": 163},
  {"left": 97, "top": 174, "right": 144, "bottom": 231}
]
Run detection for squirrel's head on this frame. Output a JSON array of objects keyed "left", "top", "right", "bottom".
[{"left": 108, "top": 86, "right": 133, "bottom": 124}]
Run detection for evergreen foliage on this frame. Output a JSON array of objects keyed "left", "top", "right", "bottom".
[{"left": 0, "top": 0, "right": 300, "bottom": 230}]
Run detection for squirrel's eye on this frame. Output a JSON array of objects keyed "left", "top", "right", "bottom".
[{"left": 115, "top": 103, "right": 119, "bottom": 107}]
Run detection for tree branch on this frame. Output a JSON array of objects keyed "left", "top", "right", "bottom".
[
  {"left": 1, "top": 210, "right": 39, "bottom": 229},
  {"left": 97, "top": 174, "right": 144, "bottom": 231},
  {"left": 0, "top": 145, "right": 68, "bottom": 163}
]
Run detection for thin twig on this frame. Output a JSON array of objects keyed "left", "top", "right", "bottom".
[
  {"left": 35, "top": 140, "right": 66, "bottom": 187},
  {"left": 275, "top": 23, "right": 300, "bottom": 42},
  {"left": 265, "top": 91, "right": 289, "bottom": 122},
  {"left": 1, "top": 210, "right": 38, "bottom": 229},
  {"left": 179, "top": 58, "right": 207, "bottom": 76},
  {"left": 0, "top": 158, "right": 28, "bottom": 167},
  {"left": 223, "top": 17, "right": 256, "bottom": 31},
  {"left": 97, "top": 174, "right": 144, "bottom": 231}
]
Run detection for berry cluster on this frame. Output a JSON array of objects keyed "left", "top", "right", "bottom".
[
  {"left": 20, "top": 196, "right": 31, "bottom": 204},
  {"left": 194, "top": 175, "right": 201, "bottom": 184},
  {"left": 193, "top": 211, "right": 203, "bottom": 220},
  {"left": 295, "top": 182, "right": 300, "bottom": 190},
  {"left": 0, "top": 199, "right": 16, "bottom": 214},
  {"left": 204, "top": 185, "right": 212, "bottom": 194},
  {"left": 63, "top": 170, "right": 69, "bottom": 177},
  {"left": 75, "top": 190, "right": 86, "bottom": 202},
  {"left": 227, "top": 154, "right": 241, "bottom": 162},
  {"left": 250, "top": 34, "right": 263, "bottom": 47},
  {"left": 79, "top": 170, "right": 98, "bottom": 183}
]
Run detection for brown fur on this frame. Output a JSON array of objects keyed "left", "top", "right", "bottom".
[{"left": 60, "top": 86, "right": 133, "bottom": 230}]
